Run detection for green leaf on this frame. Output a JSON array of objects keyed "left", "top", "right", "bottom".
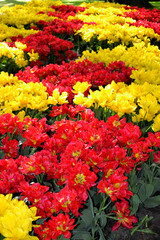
[
  {"left": 0, "top": 151, "right": 5, "bottom": 159},
  {"left": 92, "top": 193, "right": 103, "bottom": 207},
  {"left": 88, "top": 193, "right": 95, "bottom": 218},
  {"left": 142, "top": 163, "right": 152, "bottom": 182},
  {"left": 89, "top": 188, "right": 97, "bottom": 197},
  {"left": 138, "top": 183, "right": 147, "bottom": 202},
  {"left": 75, "top": 220, "right": 88, "bottom": 230},
  {"left": 131, "top": 215, "right": 149, "bottom": 236},
  {"left": 0, "top": 234, "right": 5, "bottom": 240},
  {"left": 131, "top": 170, "right": 138, "bottom": 185},
  {"left": 36, "top": 218, "right": 45, "bottom": 225},
  {"left": 98, "top": 226, "right": 106, "bottom": 240},
  {"left": 80, "top": 209, "right": 94, "bottom": 228},
  {"left": 152, "top": 178, "right": 160, "bottom": 195},
  {"left": 72, "top": 231, "right": 91, "bottom": 240},
  {"left": 130, "top": 194, "right": 140, "bottom": 215},
  {"left": 144, "top": 195, "right": 160, "bottom": 208},
  {"left": 158, "top": 168, "right": 160, "bottom": 176},
  {"left": 145, "top": 184, "right": 154, "bottom": 198},
  {"left": 136, "top": 228, "right": 157, "bottom": 235},
  {"left": 99, "top": 211, "right": 107, "bottom": 228},
  {"left": 138, "top": 183, "right": 154, "bottom": 203}
]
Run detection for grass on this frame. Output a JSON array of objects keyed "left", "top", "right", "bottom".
[
  {"left": 0, "top": 0, "right": 30, "bottom": 8},
  {"left": 62, "top": 0, "right": 104, "bottom": 5},
  {"left": 150, "top": 1, "right": 160, "bottom": 9},
  {"left": 0, "top": 0, "right": 159, "bottom": 9}
]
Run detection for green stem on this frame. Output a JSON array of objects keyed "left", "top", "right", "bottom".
[
  {"left": 98, "top": 194, "right": 108, "bottom": 215},
  {"left": 150, "top": 165, "right": 157, "bottom": 184},
  {"left": 131, "top": 215, "right": 148, "bottom": 236},
  {"left": 101, "top": 200, "right": 112, "bottom": 211},
  {"left": 37, "top": 173, "right": 44, "bottom": 184},
  {"left": 91, "top": 194, "right": 108, "bottom": 239},
  {"left": 129, "top": 166, "right": 136, "bottom": 187},
  {"left": 30, "top": 147, "right": 36, "bottom": 155}
]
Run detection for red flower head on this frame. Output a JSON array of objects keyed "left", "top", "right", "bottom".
[
  {"left": 0, "top": 113, "right": 24, "bottom": 135},
  {"left": 22, "top": 125, "right": 49, "bottom": 148},
  {"left": 0, "top": 136, "right": 19, "bottom": 159},
  {"left": 112, "top": 199, "right": 137, "bottom": 231},
  {"left": 19, "top": 182, "right": 49, "bottom": 204},
  {"left": 65, "top": 160, "right": 98, "bottom": 201},
  {"left": 0, "top": 158, "right": 25, "bottom": 194},
  {"left": 18, "top": 150, "right": 58, "bottom": 178},
  {"left": 53, "top": 185, "right": 83, "bottom": 217},
  {"left": 35, "top": 213, "right": 76, "bottom": 239},
  {"left": 153, "top": 151, "right": 160, "bottom": 165},
  {"left": 97, "top": 168, "right": 133, "bottom": 201}
]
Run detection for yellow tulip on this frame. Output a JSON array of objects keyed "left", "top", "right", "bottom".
[
  {"left": 0, "top": 194, "right": 39, "bottom": 240},
  {"left": 73, "top": 81, "right": 91, "bottom": 94},
  {"left": 152, "top": 114, "right": 160, "bottom": 132}
]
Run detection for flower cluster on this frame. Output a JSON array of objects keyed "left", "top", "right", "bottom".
[
  {"left": 0, "top": 0, "right": 62, "bottom": 41},
  {"left": 0, "top": 23, "right": 38, "bottom": 42},
  {"left": 1, "top": 1, "right": 89, "bottom": 68},
  {"left": 73, "top": 80, "right": 160, "bottom": 130},
  {"left": 4, "top": 2, "right": 90, "bottom": 66},
  {"left": 0, "top": 42, "right": 28, "bottom": 71},
  {"left": 126, "top": 20, "right": 160, "bottom": 35},
  {"left": 15, "top": 59, "right": 135, "bottom": 105},
  {"left": 47, "top": 3, "right": 86, "bottom": 20},
  {"left": 121, "top": 8, "right": 160, "bottom": 35},
  {"left": 72, "top": 4, "right": 160, "bottom": 46},
  {"left": 0, "top": 0, "right": 160, "bottom": 239},
  {"left": 0, "top": 72, "right": 68, "bottom": 115},
  {"left": 0, "top": 113, "right": 159, "bottom": 239},
  {"left": 8, "top": 30, "right": 77, "bottom": 66},
  {"left": 79, "top": 43, "right": 160, "bottom": 85},
  {"left": 35, "top": 18, "right": 85, "bottom": 35},
  {"left": 123, "top": 7, "right": 160, "bottom": 23}
]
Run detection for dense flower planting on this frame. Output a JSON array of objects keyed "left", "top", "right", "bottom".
[
  {"left": 122, "top": 8, "right": 160, "bottom": 35},
  {"left": 0, "top": 0, "right": 160, "bottom": 239},
  {"left": 15, "top": 59, "right": 135, "bottom": 101},
  {"left": 70, "top": 2, "right": 160, "bottom": 47},
  {"left": 0, "top": 112, "right": 160, "bottom": 239}
]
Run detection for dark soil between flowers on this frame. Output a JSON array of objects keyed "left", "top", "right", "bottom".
[{"left": 104, "top": 206, "right": 160, "bottom": 240}]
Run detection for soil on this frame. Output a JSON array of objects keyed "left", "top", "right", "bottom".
[{"left": 104, "top": 206, "right": 160, "bottom": 240}]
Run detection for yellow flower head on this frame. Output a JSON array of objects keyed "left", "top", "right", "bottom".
[
  {"left": 0, "top": 194, "right": 12, "bottom": 217},
  {"left": 0, "top": 194, "right": 39, "bottom": 240},
  {"left": 137, "top": 94, "right": 160, "bottom": 122},
  {"left": 152, "top": 114, "right": 160, "bottom": 132},
  {"left": 73, "top": 81, "right": 91, "bottom": 94},
  {"left": 28, "top": 49, "right": 39, "bottom": 62},
  {"left": 73, "top": 92, "right": 86, "bottom": 106},
  {"left": 15, "top": 41, "right": 27, "bottom": 50},
  {"left": 48, "top": 89, "right": 68, "bottom": 105}
]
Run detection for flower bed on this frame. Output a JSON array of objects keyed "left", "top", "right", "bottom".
[{"left": 0, "top": 1, "right": 160, "bottom": 239}]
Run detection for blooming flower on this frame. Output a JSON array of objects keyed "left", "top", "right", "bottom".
[
  {"left": 112, "top": 199, "right": 137, "bottom": 231},
  {"left": 35, "top": 213, "right": 76, "bottom": 239},
  {"left": 97, "top": 168, "right": 133, "bottom": 201},
  {"left": 28, "top": 49, "right": 39, "bottom": 62},
  {"left": 0, "top": 136, "right": 19, "bottom": 159},
  {"left": 0, "top": 194, "right": 39, "bottom": 240},
  {"left": 152, "top": 114, "right": 160, "bottom": 132},
  {"left": 72, "top": 81, "right": 91, "bottom": 94}
]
